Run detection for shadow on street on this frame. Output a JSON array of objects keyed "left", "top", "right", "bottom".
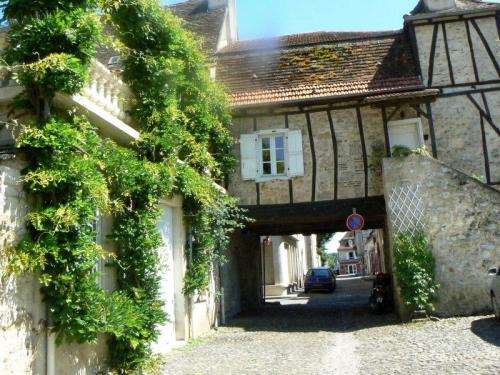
[
  {"left": 470, "top": 317, "right": 500, "bottom": 347},
  {"left": 224, "top": 276, "right": 400, "bottom": 333}
]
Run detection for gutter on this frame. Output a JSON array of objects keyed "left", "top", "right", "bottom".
[{"left": 230, "top": 84, "right": 427, "bottom": 111}]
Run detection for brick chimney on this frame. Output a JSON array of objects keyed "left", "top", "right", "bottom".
[{"left": 423, "top": 0, "right": 457, "bottom": 11}]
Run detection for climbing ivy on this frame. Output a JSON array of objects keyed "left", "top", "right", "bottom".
[
  {"left": 393, "top": 231, "right": 439, "bottom": 312},
  {"left": 2, "top": 0, "right": 246, "bottom": 373}
]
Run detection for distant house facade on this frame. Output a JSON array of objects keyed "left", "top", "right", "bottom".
[
  {"left": 338, "top": 232, "right": 362, "bottom": 276},
  {"left": 262, "top": 234, "right": 320, "bottom": 297}
]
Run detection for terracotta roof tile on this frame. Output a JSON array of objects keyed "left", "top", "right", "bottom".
[
  {"left": 218, "top": 30, "right": 401, "bottom": 53},
  {"left": 170, "top": 0, "right": 225, "bottom": 53},
  {"left": 217, "top": 32, "right": 423, "bottom": 107}
]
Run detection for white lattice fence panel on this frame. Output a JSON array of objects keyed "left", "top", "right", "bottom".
[{"left": 388, "top": 184, "right": 425, "bottom": 236}]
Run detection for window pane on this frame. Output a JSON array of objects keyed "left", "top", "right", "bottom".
[
  {"left": 263, "top": 163, "right": 271, "bottom": 175},
  {"left": 276, "top": 161, "right": 285, "bottom": 174},
  {"left": 276, "top": 149, "right": 285, "bottom": 161},
  {"left": 261, "top": 137, "right": 270, "bottom": 149},
  {"left": 262, "top": 149, "right": 271, "bottom": 162},
  {"left": 275, "top": 136, "right": 284, "bottom": 149}
]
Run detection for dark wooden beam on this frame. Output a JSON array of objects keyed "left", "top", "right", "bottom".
[
  {"left": 327, "top": 110, "right": 339, "bottom": 200},
  {"left": 241, "top": 196, "right": 386, "bottom": 235},
  {"left": 440, "top": 86, "right": 500, "bottom": 98},
  {"left": 425, "top": 102, "right": 438, "bottom": 158},
  {"left": 256, "top": 182, "right": 260, "bottom": 206},
  {"left": 479, "top": 114, "right": 491, "bottom": 184},
  {"left": 285, "top": 114, "right": 294, "bottom": 204},
  {"left": 356, "top": 107, "right": 369, "bottom": 197},
  {"left": 470, "top": 19, "right": 500, "bottom": 76},
  {"left": 381, "top": 107, "right": 391, "bottom": 157},
  {"left": 427, "top": 23, "right": 439, "bottom": 87},
  {"left": 408, "top": 23, "right": 423, "bottom": 78},
  {"left": 305, "top": 112, "right": 317, "bottom": 202},
  {"left": 497, "top": 12, "right": 500, "bottom": 40},
  {"left": 467, "top": 94, "right": 500, "bottom": 136},
  {"left": 465, "top": 20, "right": 480, "bottom": 83},
  {"left": 413, "top": 104, "right": 429, "bottom": 120},
  {"left": 441, "top": 23, "right": 456, "bottom": 85},
  {"left": 387, "top": 105, "right": 403, "bottom": 121},
  {"left": 432, "top": 79, "right": 500, "bottom": 90}
]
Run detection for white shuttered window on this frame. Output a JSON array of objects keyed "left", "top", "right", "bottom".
[
  {"left": 287, "top": 130, "right": 304, "bottom": 177},
  {"left": 240, "top": 133, "right": 258, "bottom": 180},
  {"left": 239, "top": 129, "right": 304, "bottom": 181}
]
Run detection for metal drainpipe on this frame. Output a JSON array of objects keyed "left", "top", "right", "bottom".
[
  {"left": 187, "top": 226, "right": 193, "bottom": 339},
  {"left": 262, "top": 238, "right": 267, "bottom": 303},
  {"left": 217, "top": 260, "right": 225, "bottom": 325},
  {"left": 46, "top": 306, "right": 55, "bottom": 375}
]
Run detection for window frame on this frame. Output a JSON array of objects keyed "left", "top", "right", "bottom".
[
  {"left": 256, "top": 129, "right": 289, "bottom": 182},
  {"left": 387, "top": 118, "right": 425, "bottom": 154}
]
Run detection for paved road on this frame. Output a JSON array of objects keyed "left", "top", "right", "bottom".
[{"left": 163, "top": 276, "right": 500, "bottom": 375}]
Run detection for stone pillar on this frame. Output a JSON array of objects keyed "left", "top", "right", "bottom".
[
  {"left": 231, "top": 229, "right": 262, "bottom": 311},
  {"left": 272, "top": 237, "right": 289, "bottom": 286}
]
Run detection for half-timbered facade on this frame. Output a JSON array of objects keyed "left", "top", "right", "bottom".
[{"left": 216, "top": 0, "right": 500, "bottom": 236}]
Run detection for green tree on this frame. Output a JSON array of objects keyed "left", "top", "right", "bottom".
[{"left": 317, "top": 233, "right": 334, "bottom": 266}]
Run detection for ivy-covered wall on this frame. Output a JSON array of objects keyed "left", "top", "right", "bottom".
[{"left": 0, "top": 0, "right": 247, "bottom": 373}]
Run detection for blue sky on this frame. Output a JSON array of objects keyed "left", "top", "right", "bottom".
[{"left": 164, "top": 0, "right": 500, "bottom": 40}]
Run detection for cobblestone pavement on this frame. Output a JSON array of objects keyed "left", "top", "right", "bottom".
[{"left": 163, "top": 277, "right": 500, "bottom": 375}]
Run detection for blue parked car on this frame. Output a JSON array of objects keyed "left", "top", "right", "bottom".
[{"left": 304, "top": 267, "right": 336, "bottom": 293}]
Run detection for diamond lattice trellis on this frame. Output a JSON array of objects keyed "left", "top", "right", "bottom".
[{"left": 388, "top": 184, "right": 425, "bottom": 236}]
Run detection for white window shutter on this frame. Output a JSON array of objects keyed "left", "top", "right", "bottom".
[
  {"left": 240, "top": 134, "right": 258, "bottom": 180},
  {"left": 287, "top": 130, "right": 304, "bottom": 177}
]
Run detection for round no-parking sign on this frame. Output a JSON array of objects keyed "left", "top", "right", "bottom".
[{"left": 346, "top": 213, "right": 365, "bottom": 231}]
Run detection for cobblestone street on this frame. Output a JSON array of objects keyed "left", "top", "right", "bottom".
[{"left": 163, "top": 277, "right": 500, "bottom": 375}]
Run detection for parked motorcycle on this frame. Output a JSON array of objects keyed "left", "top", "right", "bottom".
[{"left": 369, "top": 273, "right": 392, "bottom": 313}]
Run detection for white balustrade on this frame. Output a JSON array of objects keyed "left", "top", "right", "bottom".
[{"left": 81, "top": 60, "right": 133, "bottom": 126}]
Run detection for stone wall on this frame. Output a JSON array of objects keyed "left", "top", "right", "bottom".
[
  {"left": 414, "top": 17, "right": 499, "bottom": 87},
  {"left": 413, "top": 14, "right": 500, "bottom": 187},
  {"left": 383, "top": 155, "right": 500, "bottom": 317}
]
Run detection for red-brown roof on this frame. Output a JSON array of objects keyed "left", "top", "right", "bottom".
[
  {"left": 216, "top": 31, "right": 423, "bottom": 108},
  {"left": 170, "top": 0, "right": 226, "bottom": 54}
]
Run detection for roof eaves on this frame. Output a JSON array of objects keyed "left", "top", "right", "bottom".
[
  {"left": 404, "top": 4, "right": 500, "bottom": 21},
  {"left": 230, "top": 84, "right": 427, "bottom": 109}
]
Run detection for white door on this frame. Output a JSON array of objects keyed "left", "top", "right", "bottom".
[
  {"left": 388, "top": 119, "right": 424, "bottom": 152},
  {"left": 152, "top": 206, "right": 176, "bottom": 353}
]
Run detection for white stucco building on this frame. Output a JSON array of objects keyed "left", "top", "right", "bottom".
[{"left": 262, "top": 235, "right": 320, "bottom": 297}]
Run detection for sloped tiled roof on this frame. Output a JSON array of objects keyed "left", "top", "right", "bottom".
[
  {"left": 219, "top": 31, "right": 400, "bottom": 53},
  {"left": 217, "top": 31, "right": 423, "bottom": 108},
  {"left": 410, "top": 0, "right": 500, "bottom": 16},
  {"left": 94, "top": 0, "right": 225, "bottom": 70},
  {"left": 170, "top": 0, "right": 226, "bottom": 53}
]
